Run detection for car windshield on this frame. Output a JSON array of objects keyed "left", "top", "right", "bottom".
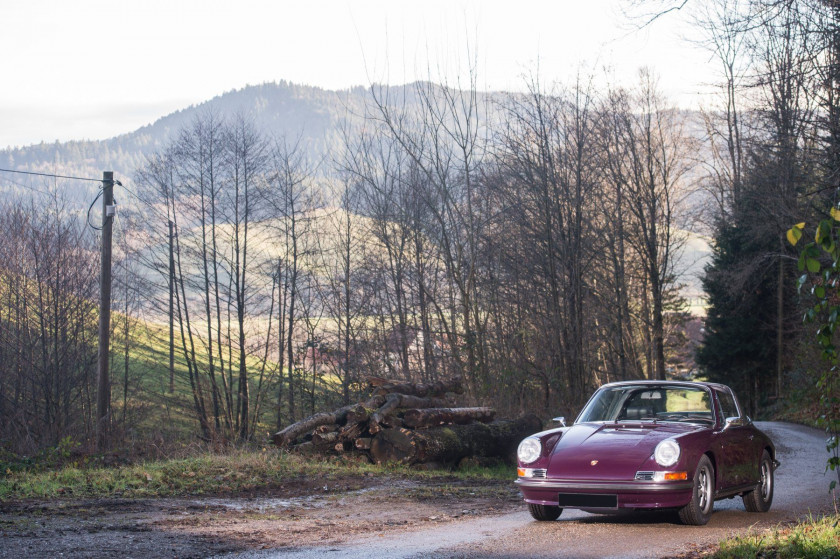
[{"left": 576, "top": 385, "right": 715, "bottom": 425}]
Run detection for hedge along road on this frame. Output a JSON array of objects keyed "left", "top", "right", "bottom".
[{"left": 231, "top": 422, "right": 836, "bottom": 559}]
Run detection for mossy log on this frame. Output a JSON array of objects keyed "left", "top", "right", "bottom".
[
  {"left": 402, "top": 407, "right": 496, "bottom": 429},
  {"left": 313, "top": 424, "right": 338, "bottom": 435},
  {"left": 369, "top": 414, "right": 542, "bottom": 465},
  {"left": 368, "top": 393, "right": 449, "bottom": 434},
  {"left": 272, "top": 395, "right": 385, "bottom": 447},
  {"left": 312, "top": 431, "right": 339, "bottom": 447},
  {"left": 345, "top": 404, "right": 370, "bottom": 425}
]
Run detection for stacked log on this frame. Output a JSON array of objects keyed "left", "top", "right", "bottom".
[
  {"left": 402, "top": 407, "right": 495, "bottom": 429},
  {"left": 271, "top": 376, "right": 541, "bottom": 465}
]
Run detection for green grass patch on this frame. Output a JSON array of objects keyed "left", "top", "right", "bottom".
[
  {"left": 110, "top": 311, "right": 365, "bottom": 447},
  {"left": 711, "top": 515, "right": 840, "bottom": 559},
  {"left": 0, "top": 449, "right": 515, "bottom": 502}
]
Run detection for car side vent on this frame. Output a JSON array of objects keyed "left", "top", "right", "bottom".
[
  {"left": 635, "top": 471, "right": 654, "bottom": 481},
  {"left": 532, "top": 469, "right": 547, "bottom": 479}
]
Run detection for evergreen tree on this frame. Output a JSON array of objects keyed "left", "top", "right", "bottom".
[{"left": 697, "top": 217, "right": 777, "bottom": 417}]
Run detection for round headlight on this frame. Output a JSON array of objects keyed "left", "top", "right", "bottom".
[
  {"left": 517, "top": 437, "right": 542, "bottom": 464},
  {"left": 654, "top": 439, "right": 680, "bottom": 467}
]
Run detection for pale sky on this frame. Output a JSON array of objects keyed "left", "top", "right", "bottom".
[{"left": 0, "top": 0, "right": 715, "bottom": 149}]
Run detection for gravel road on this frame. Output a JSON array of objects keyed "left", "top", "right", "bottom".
[{"left": 234, "top": 421, "right": 836, "bottom": 559}]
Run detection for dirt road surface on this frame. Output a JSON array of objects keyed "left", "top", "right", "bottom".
[{"left": 0, "top": 422, "right": 834, "bottom": 558}]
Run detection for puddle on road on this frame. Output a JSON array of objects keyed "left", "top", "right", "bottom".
[{"left": 189, "top": 497, "right": 313, "bottom": 512}]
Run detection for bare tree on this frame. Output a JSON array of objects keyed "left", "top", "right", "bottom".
[
  {"left": 369, "top": 71, "right": 491, "bottom": 397},
  {"left": 265, "top": 138, "right": 320, "bottom": 425},
  {"left": 222, "top": 113, "right": 270, "bottom": 440},
  {"left": 0, "top": 196, "right": 98, "bottom": 453},
  {"left": 693, "top": 0, "right": 753, "bottom": 219},
  {"left": 314, "top": 175, "right": 372, "bottom": 405},
  {"left": 601, "top": 71, "right": 691, "bottom": 380},
  {"left": 491, "top": 74, "right": 602, "bottom": 406}
]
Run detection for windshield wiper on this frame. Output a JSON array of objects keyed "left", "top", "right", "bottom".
[{"left": 614, "top": 418, "right": 658, "bottom": 425}]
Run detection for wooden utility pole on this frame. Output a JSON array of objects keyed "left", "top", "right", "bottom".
[
  {"left": 96, "top": 171, "right": 114, "bottom": 452},
  {"left": 169, "top": 219, "right": 175, "bottom": 393}
]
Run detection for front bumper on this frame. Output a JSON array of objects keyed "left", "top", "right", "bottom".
[{"left": 515, "top": 477, "right": 694, "bottom": 510}]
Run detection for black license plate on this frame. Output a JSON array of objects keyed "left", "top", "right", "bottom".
[{"left": 558, "top": 493, "right": 618, "bottom": 508}]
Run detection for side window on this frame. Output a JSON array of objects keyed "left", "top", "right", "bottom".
[{"left": 716, "top": 388, "right": 740, "bottom": 419}]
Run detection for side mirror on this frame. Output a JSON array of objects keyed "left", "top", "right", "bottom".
[
  {"left": 724, "top": 416, "right": 748, "bottom": 429},
  {"left": 552, "top": 416, "right": 566, "bottom": 427}
]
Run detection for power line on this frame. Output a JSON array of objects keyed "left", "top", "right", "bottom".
[
  {"left": 0, "top": 167, "right": 122, "bottom": 229},
  {"left": 0, "top": 167, "right": 123, "bottom": 230},
  {"left": 87, "top": 187, "right": 106, "bottom": 231},
  {"left": 0, "top": 167, "right": 107, "bottom": 183},
  {"left": 0, "top": 174, "right": 62, "bottom": 199}
]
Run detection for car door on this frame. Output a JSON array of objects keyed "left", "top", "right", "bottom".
[{"left": 714, "top": 387, "right": 754, "bottom": 489}]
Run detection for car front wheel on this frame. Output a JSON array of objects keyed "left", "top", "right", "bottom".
[
  {"left": 678, "top": 455, "right": 715, "bottom": 525},
  {"left": 528, "top": 503, "right": 562, "bottom": 521},
  {"left": 743, "top": 450, "right": 774, "bottom": 513}
]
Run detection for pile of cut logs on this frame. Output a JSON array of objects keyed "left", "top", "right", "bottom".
[{"left": 271, "top": 377, "right": 541, "bottom": 465}]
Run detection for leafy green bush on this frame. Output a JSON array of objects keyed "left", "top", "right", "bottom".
[{"left": 0, "top": 436, "right": 84, "bottom": 475}]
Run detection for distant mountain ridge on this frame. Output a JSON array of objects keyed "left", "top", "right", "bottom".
[{"left": 0, "top": 81, "right": 377, "bottom": 197}]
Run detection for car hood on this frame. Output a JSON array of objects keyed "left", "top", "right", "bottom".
[{"left": 546, "top": 422, "right": 700, "bottom": 480}]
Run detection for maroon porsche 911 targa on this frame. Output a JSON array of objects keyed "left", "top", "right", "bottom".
[{"left": 515, "top": 381, "right": 778, "bottom": 525}]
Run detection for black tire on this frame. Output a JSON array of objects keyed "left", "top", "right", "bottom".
[
  {"left": 743, "top": 450, "right": 774, "bottom": 513},
  {"left": 528, "top": 503, "right": 562, "bottom": 521},
  {"left": 678, "top": 455, "right": 715, "bottom": 526}
]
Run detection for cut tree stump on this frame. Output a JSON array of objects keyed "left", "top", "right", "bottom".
[
  {"left": 369, "top": 428, "right": 417, "bottom": 464},
  {"left": 369, "top": 414, "right": 542, "bottom": 465},
  {"left": 402, "top": 407, "right": 496, "bottom": 429}
]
